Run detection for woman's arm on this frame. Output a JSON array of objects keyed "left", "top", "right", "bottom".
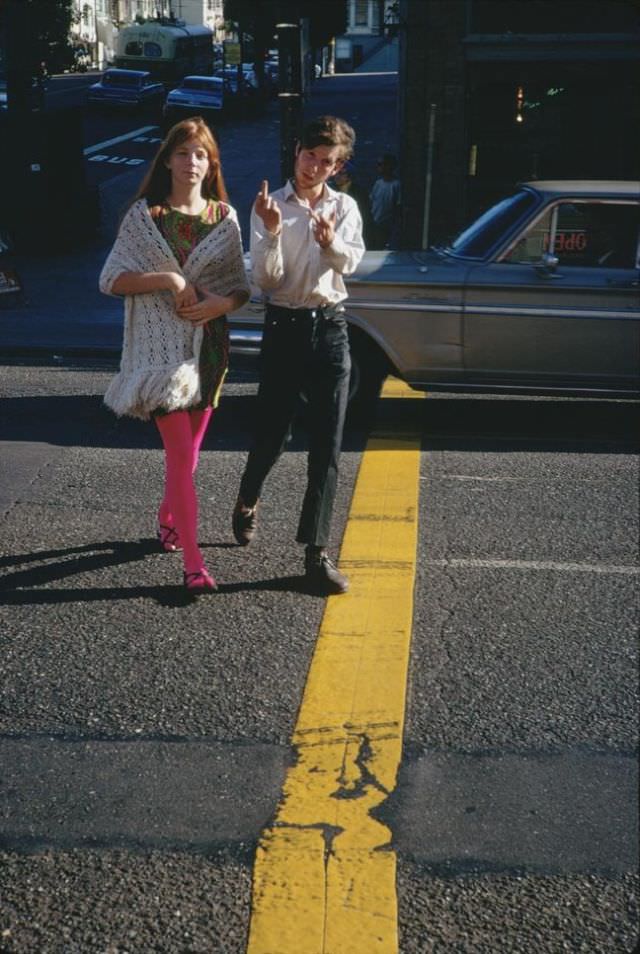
[
  {"left": 111, "top": 270, "right": 199, "bottom": 309},
  {"left": 226, "top": 287, "right": 250, "bottom": 312},
  {"left": 111, "top": 270, "right": 183, "bottom": 296}
]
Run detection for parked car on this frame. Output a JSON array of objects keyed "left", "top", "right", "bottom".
[
  {"left": 213, "top": 67, "right": 260, "bottom": 114},
  {"left": 163, "top": 75, "right": 225, "bottom": 125},
  {"left": 229, "top": 180, "right": 640, "bottom": 408},
  {"left": 87, "top": 69, "right": 165, "bottom": 113}
]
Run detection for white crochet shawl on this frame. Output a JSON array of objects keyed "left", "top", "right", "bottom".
[{"left": 99, "top": 198, "right": 249, "bottom": 420}]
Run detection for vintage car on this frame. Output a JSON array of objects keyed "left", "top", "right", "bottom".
[
  {"left": 213, "top": 67, "right": 260, "bottom": 115},
  {"left": 229, "top": 180, "right": 640, "bottom": 407},
  {"left": 162, "top": 75, "right": 225, "bottom": 125},
  {"left": 87, "top": 69, "right": 165, "bottom": 113}
]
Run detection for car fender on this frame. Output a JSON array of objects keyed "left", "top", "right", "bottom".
[{"left": 343, "top": 308, "right": 399, "bottom": 376}]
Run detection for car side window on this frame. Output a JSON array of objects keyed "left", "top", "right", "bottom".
[
  {"left": 563, "top": 203, "right": 639, "bottom": 269},
  {"left": 502, "top": 210, "right": 552, "bottom": 264},
  {"left": 504, "top": 202, "right": 640, "bottom": 268}
]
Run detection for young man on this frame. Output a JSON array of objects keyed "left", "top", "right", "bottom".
[{"left": 232, "top": 115, "right": 365, "bottom": 595}]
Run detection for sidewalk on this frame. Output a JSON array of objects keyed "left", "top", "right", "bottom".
[{"left": 0, "top": 71, "right": 398, "bottom": 361}]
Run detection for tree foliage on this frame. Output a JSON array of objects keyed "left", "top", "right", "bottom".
[
  {"left": 223, "top": 0, "right": 347, "bottom": 54},
  {"left": 0, "top": 0, "right": 75, "bottom": 72},
  {"left": 32, "top": 0, "right": 75, "bottom": 69}
]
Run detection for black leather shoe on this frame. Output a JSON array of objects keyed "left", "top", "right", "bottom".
[
  {"left": 232, "top": 496, "right": 258, "bottom": 545},
  {"left": 305, "top": 546, "right": 349, "bottom": 595}
]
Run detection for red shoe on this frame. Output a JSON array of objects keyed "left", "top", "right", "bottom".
[
  {"left": 158, "top": 524, "right": 181, "bottom": 552},
  {"left": 183, "top": 568, "right": 217, "bottom": 593}
]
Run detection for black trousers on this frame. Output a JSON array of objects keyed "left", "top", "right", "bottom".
[{"left": 239, "top": 304, "right": 351, "bottom": 547}]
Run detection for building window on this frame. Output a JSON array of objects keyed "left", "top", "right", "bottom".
[{"left": 354, "top": 1, "right": 369, "bottom": 27}]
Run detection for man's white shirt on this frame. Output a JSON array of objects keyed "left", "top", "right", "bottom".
[{"left": 250, "top": 180, "right": 365, "bottom": 309}]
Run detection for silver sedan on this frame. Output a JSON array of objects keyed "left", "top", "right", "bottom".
[{"left": 230, "top": 180, "right": 640, "bottom": 406}]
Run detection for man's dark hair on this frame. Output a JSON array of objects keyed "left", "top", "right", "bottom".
[{"left": 300, "top": 115, "right": 356, "bottom": 160}]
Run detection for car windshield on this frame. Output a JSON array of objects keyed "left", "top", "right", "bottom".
[
  {"left": 447, "top": 189, "right": 540, "bottom": 259},
  {"left": 181, "top": 78, "right": 222, "bottom": 91},
  {"left": 104, "top": 73, "right": 140, "bottom": 88}
]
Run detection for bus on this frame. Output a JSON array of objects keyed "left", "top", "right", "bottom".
[{"left": 114, "top": 18, "right": 214, "bottom": 86}]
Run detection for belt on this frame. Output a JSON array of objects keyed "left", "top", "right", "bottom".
[{"left": 265, "top": 303, "right": 345, "bottom": 320}]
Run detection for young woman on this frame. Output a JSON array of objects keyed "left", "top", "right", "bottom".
[{"left": 100, "top": 117, "right": 249, "bottom": 593}]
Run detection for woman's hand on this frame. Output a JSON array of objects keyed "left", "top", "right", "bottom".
[
  {"left": 177, "top": 289, "right": 230, "bottom": 326},
  {"left": 166, "top": 273, "right": 199, "bottom": 309}
]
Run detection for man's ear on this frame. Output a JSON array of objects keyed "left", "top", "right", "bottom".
[{"left": 333, "top": 158, "right": 345, "bottom": 174}]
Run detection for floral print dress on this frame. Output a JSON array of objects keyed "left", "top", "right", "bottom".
[{"left": 154, "top": 198, "right": 230, "bottom": 410}]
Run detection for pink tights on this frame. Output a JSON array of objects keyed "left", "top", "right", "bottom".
[{"left": 155, "top": 408, "right": 213, "bottom": 575}]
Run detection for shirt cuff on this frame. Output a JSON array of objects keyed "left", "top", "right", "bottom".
[
  {"left": 261, "top": 230, "right": 281, "bottom": 247},
  {"left": 320, "top": 233, "right": 348, "bottom": 267}
]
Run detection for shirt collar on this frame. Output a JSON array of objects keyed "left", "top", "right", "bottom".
[{"left": 284, "top": 179, "right": 337, "bottom": 206}]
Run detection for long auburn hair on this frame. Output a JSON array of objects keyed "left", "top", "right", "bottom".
[{"left": 133, "top": 117, "right": 229, "bottom": 211}]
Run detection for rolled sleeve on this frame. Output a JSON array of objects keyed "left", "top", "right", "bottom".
[{"left": 250, "top": 206, "right": 284, "bottom": 289}]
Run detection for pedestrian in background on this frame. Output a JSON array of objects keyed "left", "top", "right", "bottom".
[
  {"left": 99, "top": 117, "right": 249, "bottom": 594},
  {"left": 369, "top": 153, "right": 401, "bottom": 248},
  {"left": 232, "top": 115, "right": 365, "bottom": 595},
  {"left": 332, "top": 160, "right": 373, "bottom": 246}
]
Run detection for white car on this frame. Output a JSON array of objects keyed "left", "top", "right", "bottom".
[{"left": 163, "top": 75, "right": 225, "bottom": 123}]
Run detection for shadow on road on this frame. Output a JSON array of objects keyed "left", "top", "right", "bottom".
[
  {"left": 1, "top": 389, "right": 638, "bottom": 454},
  {"left": 0, "top": 538, "right": 318, "bottom": 607}
]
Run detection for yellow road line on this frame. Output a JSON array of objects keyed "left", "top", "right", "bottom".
[{"left": 247, "top": 379, "right": 425, "bottom": 954}]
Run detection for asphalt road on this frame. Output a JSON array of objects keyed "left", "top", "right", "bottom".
[
  {"left": 0, "top": 68, "right": 638, "bottom": 954},
  {"left": 0, "top": 364, "right": 638, "bottom": 952}
]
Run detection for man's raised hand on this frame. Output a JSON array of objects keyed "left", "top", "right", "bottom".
[
  {"left": 255, "top": 180, "right": 282, "bottom": 235},
  {"left": 312, "top": 206, "right": 337, "bottom": 249}
]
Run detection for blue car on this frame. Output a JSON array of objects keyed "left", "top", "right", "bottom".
[
  {"left": 163, "top": 75, "right": 225, "bottom": 123},
  {"left": 87, "top": 69, "right": 165, "bottom": 112}
]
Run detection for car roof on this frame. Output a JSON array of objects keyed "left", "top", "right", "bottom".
[
  {"left": 523, "top": 180, "right": 640, "bottom": 198},
  {"left": 182, "top": 75, "right": 220, "bottom": 82},
  {"left": 105, "top": 68, "right": 151, "bottom": 79}
]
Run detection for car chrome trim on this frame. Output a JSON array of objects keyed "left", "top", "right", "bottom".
[
  {"left": 346, "top": 300, "right": 459, "bottom": 313},
  {"left": 346, "top": 299, "right": 638, "bottom": 320},
  {"left": 405, "top": 380, "right": 639, "bottom": 396},
  {"left": 465, "top": 305, "right": 639, "bottom": 320},
  {"left": 230, "top": 329, "right": 263, "bottom": 344}
]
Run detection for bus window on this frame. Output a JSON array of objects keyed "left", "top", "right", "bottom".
[
  {"left": 144, "top": 42, "right": 162, "bottom": 58},
  {"left": 125, "top": 41, "right": 143, "bottom": 56}
]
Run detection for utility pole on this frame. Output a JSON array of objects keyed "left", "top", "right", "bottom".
[
  {"left": 1, "top": 0, "right": 35, "bottom": 245},
  {"left": 277, "top": 18, "right": 302, "bottom": 182}
]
